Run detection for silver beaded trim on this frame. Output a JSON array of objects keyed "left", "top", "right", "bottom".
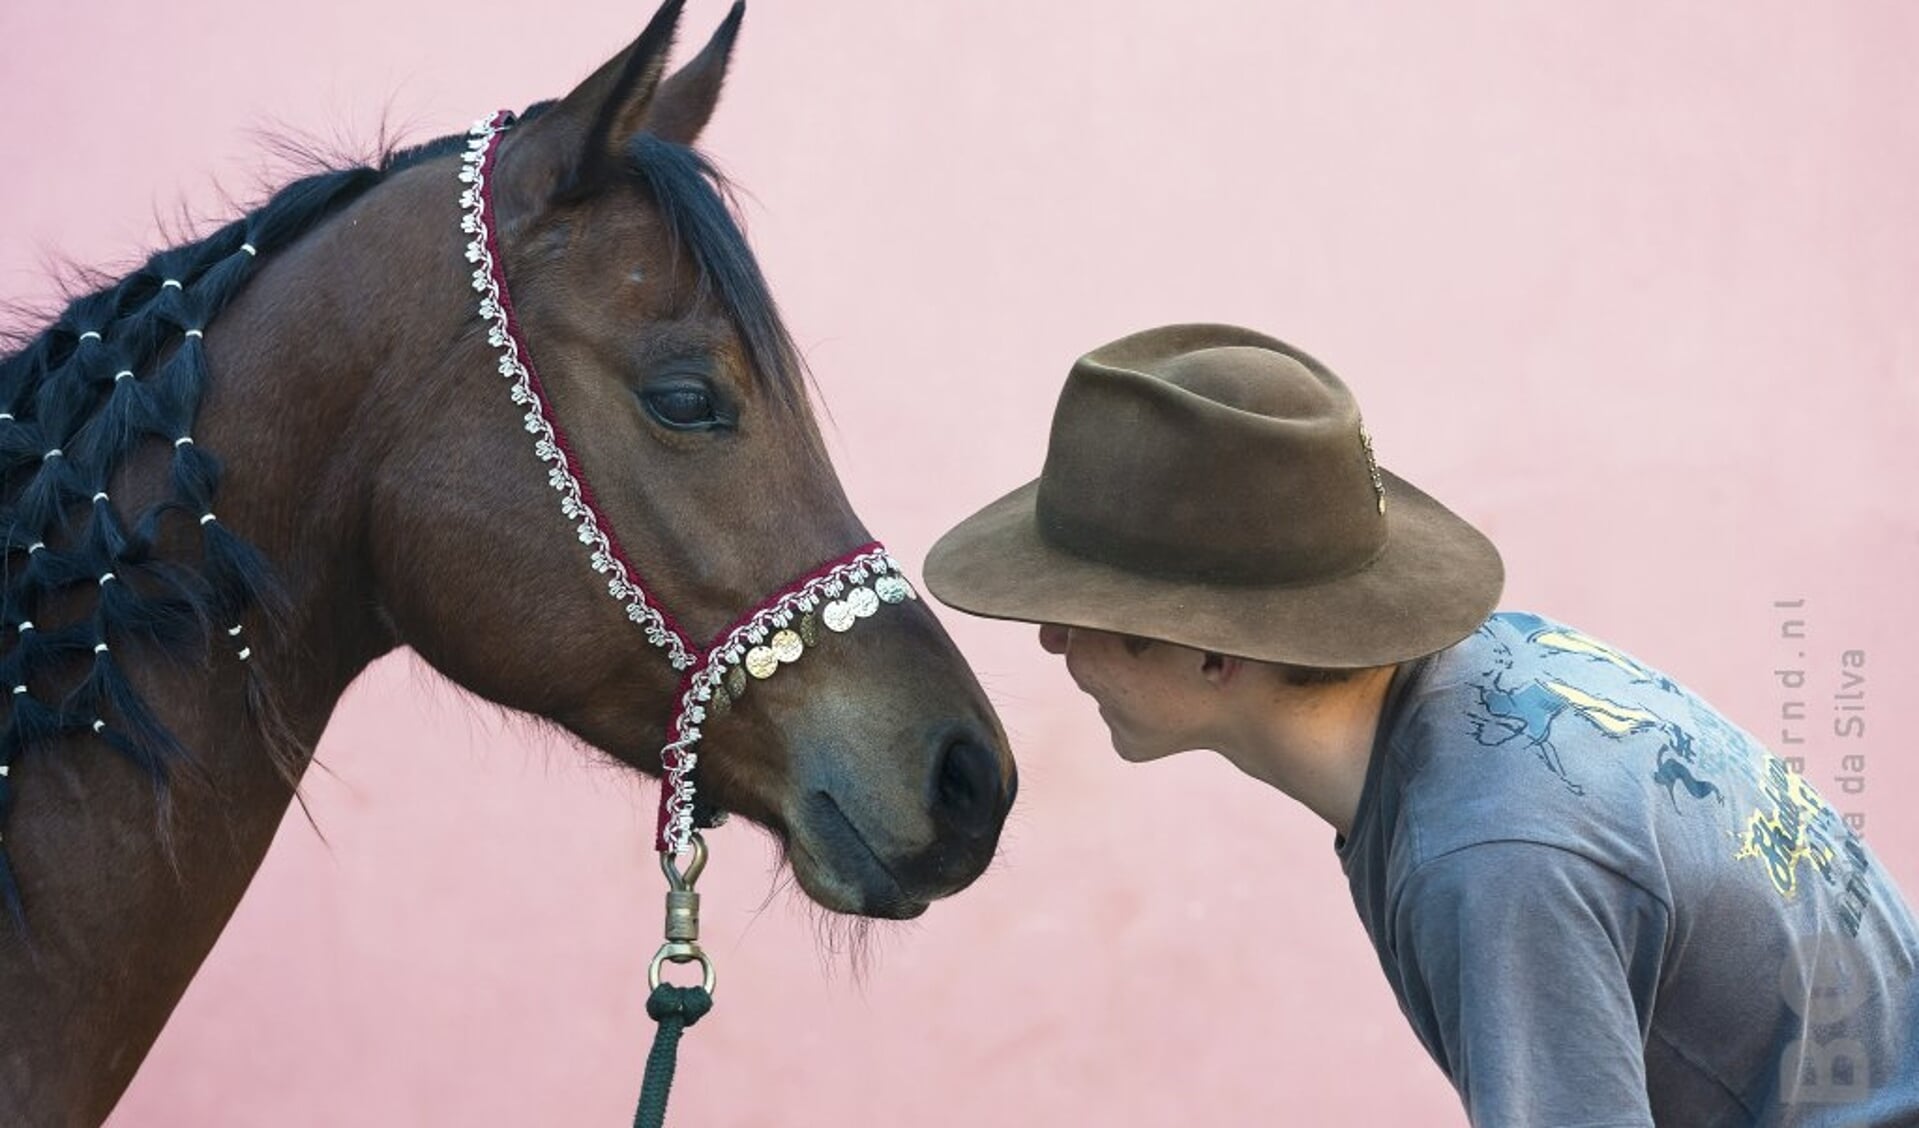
[
  {"left": 657, "top": 548, "right": 916, "bottom": 853},
  {"left": 458, "top": 112, "right": 924, "bottom": 855},
  {"left": 460, "top": 114, "right": 695, "bottom": 670}
]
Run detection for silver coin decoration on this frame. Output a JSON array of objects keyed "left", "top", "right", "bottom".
[{"left": 683, "top": 572, "right": 913, "bottom": 748}]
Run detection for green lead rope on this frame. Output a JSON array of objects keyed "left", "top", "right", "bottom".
[{"left": 634, "top": 983, "right": 714, "bottom": 1128}]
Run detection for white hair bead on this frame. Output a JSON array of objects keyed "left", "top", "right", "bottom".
[
  {"left": 93, "top": 642, "right": 109, "bottom": 653},
  {"left": 10, "top": 685, "right": 25, "bottom": 696},
  {"left": 115, "top": 370, "right": 134, "bottom": 383},
  {"left": 78, "top": 331, "right": 102, "bottom": 343},
  {"left": 42, "top": 448, "right": 62, "bottom": 461},
  {"left": 227, "top": 624, "right": 244, "bottom": 637},
  {"left": 26, "top": 543, "right": 43, "bottom": 555},
  {"left": 17, "top": 622, "right": 33, "bottom": 633},
  {"left": 184, "top": 329, "right": 204, "bottom": 339},
  {"left": 199, "top": 513, "right": 217, "bottom": 525},
  {"left": 236, "top": 647, "right": 252, "bottom": 662},
  {"left": 97, "top": 573, "right": 116, "bottom": 586},
  {"left": 92, "top": 492, "right": 109, "bottom": 503},
  {"left": 161, "top": 279, "right": 183, "bottom": 290},
  {"left": 174, "top": 436, "right": 194, "bottom": 448},
  {"left": 91, "top": 720, "right": 105, "bottom": 734},
  {"left": 240, "top": 243, "right": 258, "bottom": 257}
]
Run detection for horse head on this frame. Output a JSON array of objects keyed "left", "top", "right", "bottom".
[{"left": 359, "top": 3, "right": 1017, "bottom": 918}]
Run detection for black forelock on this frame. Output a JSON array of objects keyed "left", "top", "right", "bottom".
[{"left": 624, "top": 133, "right": 806, "bottom": 403}]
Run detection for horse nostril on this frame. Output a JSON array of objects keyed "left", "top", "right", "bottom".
[{"left": 933, "top": 735, "right": 1001, "bottom": 837}]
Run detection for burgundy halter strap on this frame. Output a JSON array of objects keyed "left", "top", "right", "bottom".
[{"left": 460, "top": 111, "right": 917, "bottom": 854}]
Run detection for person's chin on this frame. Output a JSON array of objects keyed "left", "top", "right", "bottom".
[
  {"left": 1093, "top": 704, "right": 1161, "bottom": 762},
  {"left": 1108, "top": 730, "right": 1168, "bottom": 764}
]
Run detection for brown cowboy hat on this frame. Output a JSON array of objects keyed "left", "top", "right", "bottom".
[{"left": 923, "top": 324, "right": 1504, "bottom": 668}]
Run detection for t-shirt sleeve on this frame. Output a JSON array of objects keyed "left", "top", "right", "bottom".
[{"left": 1390, "top": 839, "right": 1670, "bottom": 1128}]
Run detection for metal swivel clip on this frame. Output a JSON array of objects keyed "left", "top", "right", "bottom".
[{"left": 649, "top": 831, "right": 715, "bottom": 995}]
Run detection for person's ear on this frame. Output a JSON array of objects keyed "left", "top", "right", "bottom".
[{"left": 1199, "top": 650, "right": 1241, "bottom": 688}]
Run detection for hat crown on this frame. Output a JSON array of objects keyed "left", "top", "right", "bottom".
[
  {"left": 1156, "top": 345, "right": 1335, "bottom": 417},
  {"left": 1034, "top": 324, "right": 1387, "bottom": 585}
]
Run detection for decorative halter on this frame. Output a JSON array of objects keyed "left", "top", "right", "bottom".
[{"left": 458, "top": 111, "right": 918, "bottom": 856}]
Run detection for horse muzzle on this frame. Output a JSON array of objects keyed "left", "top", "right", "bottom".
[{"left": 786, "top": 729, "right": 1016, "bottom": 919}]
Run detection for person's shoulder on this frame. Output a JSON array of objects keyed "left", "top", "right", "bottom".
[
  {"left": 1400, "top": 607, "right": 1700, "bottom": 767},
  {"left": 1384, "top": 609, "right": 1675, "bottom": 876},
  {"left": 1384, "top": 608, "right": 1615, "bottom": 781},
  {"left": 1388, "top": 609, "right": 1589, "bottom": 729}
]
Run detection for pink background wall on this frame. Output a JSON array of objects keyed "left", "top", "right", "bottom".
[{"left": 5, "top": 2, "right": 1917, "bottom": 1124}]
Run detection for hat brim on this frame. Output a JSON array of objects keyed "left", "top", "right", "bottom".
[{"left": 923, "top": 468, "right": 1503, "bottom": 668}]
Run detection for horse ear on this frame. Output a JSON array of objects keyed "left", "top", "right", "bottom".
[
  {"left": 646, "top": 1, "right": 746, "bottom": 145},
  {"left": 542, "top": 0, "right": 686, "bottom": 191}
]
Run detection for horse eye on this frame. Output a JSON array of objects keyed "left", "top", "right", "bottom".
[{"left": 641, "top": 385, "right": 721, "bottom": 430}]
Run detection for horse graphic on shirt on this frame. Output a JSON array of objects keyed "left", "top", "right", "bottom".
[
  {"left": 1465, "top": 613, "right": 1868, "bottom": 933},
  {"left": 1466, "top": 613, "right": 1721, "bottom": 808}
]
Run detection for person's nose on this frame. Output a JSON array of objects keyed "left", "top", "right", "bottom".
[{"left": 1038, "top": 624, "right": 1070, "bottom": 655}]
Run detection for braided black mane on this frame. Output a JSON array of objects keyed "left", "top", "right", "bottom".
[{"left": 0, "top": 134, "right": 471, "bottom": 922}]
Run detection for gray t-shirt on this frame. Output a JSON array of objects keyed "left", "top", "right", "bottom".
[{"left": 1337, "top": 611, "right": 1919, "bottom": 1127}]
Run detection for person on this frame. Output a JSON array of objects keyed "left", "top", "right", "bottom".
[{"left": 922, "top": 323, "right": 1919, "bottom": 1127}]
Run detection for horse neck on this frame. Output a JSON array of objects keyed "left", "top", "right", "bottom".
[
  {"left": 0, "top": 158, "right": 464, "bottom": 1122},
  {"left": 198, "top": 157, "right": 469, "bottom": 698}
]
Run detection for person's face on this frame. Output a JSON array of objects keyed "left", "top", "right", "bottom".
[{"left": 1038, "top": 625, "right": 1218, "bottom": 762}]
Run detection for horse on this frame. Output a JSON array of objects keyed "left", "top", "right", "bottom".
[{"left": 0, "top": 3, "right": 1017, "bottom": 1121}]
